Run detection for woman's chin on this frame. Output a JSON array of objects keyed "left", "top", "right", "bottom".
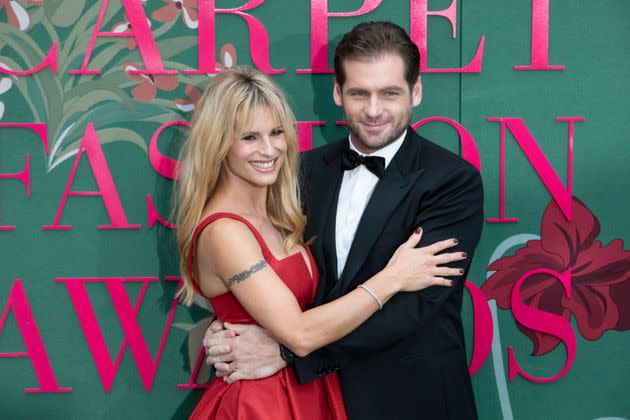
[{"left": 247, "top": 172, "right": 281, "bottom": 187}]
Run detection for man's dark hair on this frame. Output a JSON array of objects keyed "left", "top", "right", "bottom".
[{"left": 334, "top": 21, "right": 420, "bottom": 89}]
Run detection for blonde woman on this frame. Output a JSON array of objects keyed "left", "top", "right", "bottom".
[{"left": 176, "top": 66, "right": 464, "bottom": 419}]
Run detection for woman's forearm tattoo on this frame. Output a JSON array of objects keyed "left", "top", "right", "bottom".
[{"left": 225, "top": 260, "right": 268, "bottom": 287}]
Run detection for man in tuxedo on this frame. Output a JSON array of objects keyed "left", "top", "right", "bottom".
[{"left": 203, "top": 21, "right": 483, "bottom": 419}]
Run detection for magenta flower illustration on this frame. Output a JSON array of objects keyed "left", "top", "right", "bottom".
[
  {"left": 125, "top": 62, "right": 179, "bottom": 102},
  {"left": 151, "top": 0, "right": 198, "bottom": 29},
  {"left": 216, "top": 43, "right": 237, "bottom": 70},
  {"left": 482, "top": 197, "right": 630, "bottom": 355},
  {"left": 173, "top": 44, "right": 237, "bottom": 112},
  {"left": 174, "top": 84, "right": 201, "bottom": 112},
  {"left": 111, "top": 17, "right": 152, "bottom": 51},
  {"left": 0, "top": 0, "right": 42, "bottom": 30}
]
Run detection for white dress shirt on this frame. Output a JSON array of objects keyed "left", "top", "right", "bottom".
[{"left": 335, "top": 132, "right": 406, "bottom": 278}]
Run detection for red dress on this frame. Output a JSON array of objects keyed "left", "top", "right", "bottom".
[{"left": 188, "top": 213, "right": 348, "bottom": 420}]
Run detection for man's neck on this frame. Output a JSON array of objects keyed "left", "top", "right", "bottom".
[{"left": 348, "top": 129, "right": 408, "bottom": 169}]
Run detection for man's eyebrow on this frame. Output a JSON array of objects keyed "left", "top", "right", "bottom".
[
  {"left": 344, "top": 86, "right": 406, "bottom": 93},
  {"left": 380, "top": 86, "right": 405, "bottom": 92}
]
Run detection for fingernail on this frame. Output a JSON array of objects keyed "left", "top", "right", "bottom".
[
  {"left": 415, "top": 227, "right": 422, "bottom": 234},
  {"left": 449, "top": 280, "right": 454, "bottom": 286},
  {"left": 453, "top": 239, "right": 459, "bottom": 244},
  {"left": 459, "top": 269, "right": 465, "bottom": 274},
  {"left": 462, "top": 252, "right": 467, "bottom": 257}
]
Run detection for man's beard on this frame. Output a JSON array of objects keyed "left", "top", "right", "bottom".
[{"left": 346, "top": 109, "right": 412, "bottom": 153}]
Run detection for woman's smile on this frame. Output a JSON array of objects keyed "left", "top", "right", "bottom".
[{"left": 250, "top": 158, "right": 277, "bottom": 172}]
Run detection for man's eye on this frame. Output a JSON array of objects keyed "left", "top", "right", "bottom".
[
  {"left": 385, "top": 91, "right": 399, "bottom": 97},
  {"left": 351, "top": 91, "right": 367, "bottom": 97}
]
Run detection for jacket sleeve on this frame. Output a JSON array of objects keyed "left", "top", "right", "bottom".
[{"left": 293, "top": 165, "right": 484, "bottom": 384}]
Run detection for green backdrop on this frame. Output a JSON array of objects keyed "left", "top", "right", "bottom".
[{"left": 1, "top": 1, "right": 629, "bottom": 419}]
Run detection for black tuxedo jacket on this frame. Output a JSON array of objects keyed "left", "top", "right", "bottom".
[{"left": 294, "top": 128, "right": 483, "bottom": 420}]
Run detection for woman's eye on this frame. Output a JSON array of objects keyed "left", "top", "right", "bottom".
[
  {"left": 271, "top": 129, "right": 285, "bottom": 136},
  {"left": 241, "top": 135, "right": 256, "bottom": 141}
]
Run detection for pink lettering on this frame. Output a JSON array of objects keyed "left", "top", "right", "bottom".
[
  {"left": 465, "top": 281, "right": 493, "bottom": 376},
  {"left": 296, "top": 121, "right": 326, "bottom": 152},
  {"left": 413, "top": 117, "right": 482, "bottom": 172},
  {"left": 70, "top": 0, "right": 176, "bottom": 75},
  {"left": 146, "top": 120, "right": 186, "bottom": 229},
  {"left": 147, "top": 195, "right": 176, "bottom": 229},
  {"left": 0, "top": 43, "right": 58, "bottom": 75},
  {"left": 508, "top": 269, "right": 575, "bottom": 382},
  {"left": 410, "top": 0, "right": 485, "bottom": 73},
  {"left": 149, "top": 121, "right": 187, "bottom": 180},
  {"left": 57, "top": 276, "right": 181, "bottom": 392},
  {"left": 514, "top": 0, "right": 565, "bottom": 71},
  {"left": 0, "top": 123, "right": 49, "bottom": 231},
  {"left": 176, "top": 346, "right": 209, "bottom": 389},
  {"left": 188, "top": 0, "right": 280, "bottom": 74},
  {"left": 486, "top": 117, "right": 583, "bottom": 223},
  {"left": 297, "top": 0, "right": 382, "bottom": 74},
  {"left": 43, "top": 123, "right": 140, "bottom": 230},
  {"left": 0, "top": 280, "right": 71, "bottom": 393}
]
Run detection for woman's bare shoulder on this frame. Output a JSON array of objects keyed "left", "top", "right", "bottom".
[{"left": 197, "top": 218, "right": 258, "bottom": 253}]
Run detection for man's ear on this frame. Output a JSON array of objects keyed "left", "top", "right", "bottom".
[
  {"left": 333, "top": 80, "right": 343, "bottom": 106},
  {"left": 412, "top": 76, "right": 422, "bottom": 107}
]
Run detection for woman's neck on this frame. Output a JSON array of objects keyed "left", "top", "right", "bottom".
[{"left": 213, "top": 174, "right": 269, "bottom": 218}]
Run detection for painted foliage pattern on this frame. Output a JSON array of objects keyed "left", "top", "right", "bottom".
[{"left": 0, "top": 0, "right": 234, "bottom": 170}]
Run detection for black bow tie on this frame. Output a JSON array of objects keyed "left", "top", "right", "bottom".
[{"left": 342, "top": 149, "right": 386, "bottom": 178}]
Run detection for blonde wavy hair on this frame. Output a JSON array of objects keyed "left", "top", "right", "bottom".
[{"left": 176, "top": 66, "right": 306, "bottom": 306}]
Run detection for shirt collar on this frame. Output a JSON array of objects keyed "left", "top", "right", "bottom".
[{"left": 348, "top": 130, "right": 406, "bottom": 169}]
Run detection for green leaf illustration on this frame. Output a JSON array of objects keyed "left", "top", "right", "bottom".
[
  {"left": 50, "top": 126, "right": 149, "bottom": 171},
  {"left": 63, "top": 89, "right": 124, "bottom": 118},
  {"left": 61, "top": 0, "right": 106, "bottom": 67},
  {"left": 46, "top": 0, "right": 87, "bottom": 28},
  {"left": 48, "top": 100, "right": 175, "bottom": 169},
  {"left": 0, "top": 24, "right": 63, "bottom": 126}
]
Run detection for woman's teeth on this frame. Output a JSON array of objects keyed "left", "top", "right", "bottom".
[{"left": 251, "top": 160, "right": 275, "bottom": 169}]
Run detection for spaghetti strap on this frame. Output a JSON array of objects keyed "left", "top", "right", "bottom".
[{"left": 187, "top": 213, "right": 275, "bottom": 297}]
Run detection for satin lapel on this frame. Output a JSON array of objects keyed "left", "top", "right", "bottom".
[
  {"left": 331, "top": 129, "right": 425, "bottom": 296},
  {"left": 321, "top": 185, "right": 341, "bottom": 285},
  {"left": 309, "top": 143, "right": 346, "bottom": 304},
  {"left": 331, "top": 165, "right": 424, "bottom": 295}
]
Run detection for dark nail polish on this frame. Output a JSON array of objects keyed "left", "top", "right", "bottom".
[
  {"left": 462, "top": 252, "right": 467, "bottom": 258},
  {"left": 449, "top": 280, "right": 454, "bottom": 286},
  {"left": 453, "top": 239, "right": 459, "bottom": 244},
  {"left": 415, "top": 227, "right": 422, "bottom": 234},
  {"left": 459, "top": 269, "right": 465, "bottom": 274}
]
